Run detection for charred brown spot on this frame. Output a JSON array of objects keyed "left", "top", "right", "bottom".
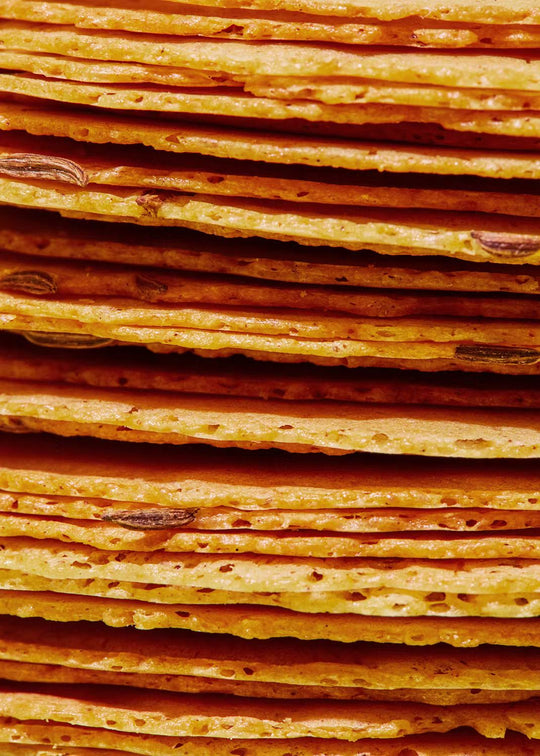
[
  {"left": 17, "top": 331, "right": 115, "bottom": 349},
  {"left": 102, "top": 507, "right": 199, "bottom": 531},
  {"left": 0, "top": 270, "right": 57, "bottom": 296},
  {"left": 0, "top": 153, "right": 88, "bottom": 187},
  {"left": 456, "top": 344, "right": 540, "bottom": 365},
  {"left": 471, "top": 231, "right": 540, "bottom": 259}
]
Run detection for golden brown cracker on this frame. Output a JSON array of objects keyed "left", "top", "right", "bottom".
[
  {"left": 6, "top": 512, "right": 540, "bottom": 558},
  {"left": 4, "top": 588, "right": 540, "bottom": 645},
  {"left": 1, "top": 681, "right": 540, "bottom": 739},
  {"left": 5, "top": 132, "right": 540, "bottom": 218},
  {"left": 4, "top": 0, "right": 540, "bottom": 49},
  {"left": 4, "top": 23, "right": 540, "bottom": 88},
  {"left": 2, "top": 248, "right": 540, "bottom": 321},
  {"left": 2, "top": 488, "right": 540, "bottom": 533},
  {"left": 1, "top": 724, "right": 539, "bottom": 756},
  {"left": 1, "top": 208, "right": 539, "bottom": 293},
  {"left": 4, "top": 658, "right": 532, "bottom": 704},
  {"left": 2, "top": 615, "right": 540, "bottom": 692},
  {"left": 2, "top": 100, "right": 539, "bottom": 180},
  {"left": 121, "top": 0, "right": 540, "bottom": 25},
  {"left": 246, "top": 75, "right": 540, "bottom": 110},
  {"left": 2, "top": 50, "right": 540, "bottom": 111},
  {"left": 0, "top": 252, "right": 540, "bottom": 324},
  {"left": 0, "top": 432, "right": 536, "bottom": 511},
  {"left": 1, "top": 336, "right": 540, "bottom": 408},
  {"left": 3, "top": 176, "right": 540, "bottom": 264},
  {"left": 4, "top": 320, "right": 540, "bottom": 373},
  {"left": 3, "top": 536, "right": 540, "bottom": 594},
  {"left": 6, "top": 288, "right": 538, "bottom": 344},
  {"left": 0, "top": 379, "right": 539, "bottom": 457},
  {"left": 2, "top": 567, "right": 540, "bottom": 617},
  {"left": 1, "top": 72, "right": 539, "bottom": 137},
  {"left": 0, "top": 50, "right": 232, "bottom": 88}
]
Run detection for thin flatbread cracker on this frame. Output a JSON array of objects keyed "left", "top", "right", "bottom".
[
  {"left": 0, "top": 286, "right": 539, "bottom": 344},
  {"left": 0, "top": 51, "right": 234, "bottom": 89},
  {"left": 247, "top": 76, "right": 540, "bottom": 110},
  {"left": 2, "top": 616, "right": 540, "bottom": 691},
  {"left": 2, "top": 337, "right": 540, "bottom": 408},
  {"left": 0, "top": 433, "right": 536, "bottom": 512},
  {"left": 4, "top": 177, "right": 540, "bottom": 264},
  {"left": 2, "top": 250, "right": 539, "bottom": 321},
  {"left": 4, "top": 0, "right": 540, "bottom": 48},
  {"left": 6, "top": 513, "right": 540, "bottom": 558},
  {"left": 109, "top": 0, "right": 540, "bottom": 25},
  {"left": 5, "top": 133, "right": 540, "bottom": 218},
  {"left": 1, "top": 682, "right": 540, "bottom": 739},
  {"left": 2, "top": 72, "right": 539, "bottom": 137},
  {"left": 2, "top": 491, "right": 540, "bottom": 533},
  {"left": 3, "top": 568, "right": 539, "bottom": 618},
  {"left": 5, "top": 589, "right": 540, "bottom": 645},
  {"left": 1, "top": 209, "right": 539, "bottom": 292},
  {"left": 4, "top": 659, "right": 530, "bottom": 704},
  {"left": 3, "top": 100, "right": 540, "bottom": 181},
  {"left": 4, "top": 24, "right": 540, "bottom": 89},
  {"left": 3, "top": 51, "right": 540, "bottom": 112},
  {"left": 3, "top": 536, "right": 540, "bottom": 593},
  {"left": 1, "top": 725, "right": 539, "bottom": 756},
  {"left": 1, "top": 379, "right": 539, "bottom": 457},
  {"left": 3, "top": 316, "right": 540, "bottom": 374}
]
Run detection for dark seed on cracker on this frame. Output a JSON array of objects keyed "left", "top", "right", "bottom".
[
  {"left": 456, "top": 344, "right": 540, "bottom": 365},
  {"left": 18, "top": 331, "right": 115, "bottom": 349},
  {"left": 471, "top": 231, "right": 540, "bottom": 258},
  {"left": 102, "top": 507, "right": 199, "bottom": 530},
  {"left": 0, "top": 153, "right": 88, "bottom": 187},
  {"left": 0, "top": 270, "right": 58, "bottom": 296}
]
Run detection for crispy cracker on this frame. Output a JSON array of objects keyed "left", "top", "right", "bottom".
[
  {"left": 2, "top": 616, "right": 540, "bottom": 691},
  {"left": 247, "top": 76, "right": 540, "bottom": 110},
  {"left": 0, "top": 379, "right": 539, "bottom": 457},
  {"left": 1, "top": 72, "right": 539, "bottom": 137},
  {"left": 0, "top": 50, "right": 233, "bottom": 89},
  {"left": 1, "top": 725, "right": 539, "bottom": 756},
  {"left": 111, "top": 0, "right": 540, "bottom": 25},
  {"left": 3, "top": 568, "right": 540, "bottom": 617},
  {"left": 0, "top": 433, "right": 536, "bottom": 511},
  {"left": 6, "top": 285, "right": 539, "bottom": 343},
  {"left": 2, "top": 249, "right": 539, "bottom": 321},
  {"left": 3, "top": 537, "right": 540, "bottom": 594},
  {"left": 3, "top": 50, "right": 540, "bottom": 112},
  {"left": 6, "top": 513, "right": 540, "bottom": 558},
  {"left": 1, "top": 209, "right": 539, "bottom": 293},
  {"left": 4, "top": 0, "right": 540, "bottom": 49},
  {"left": 4, "top": 317, "right": 540, "bottom": 373},
  {"left": 1, "top": 681, "right": 540, "bottom": 739},
  {"left": 5, "top": 316, "right": 540, "bottom": 374},
  {"left": 4, "top": 306, "right": 540, "bottom": 375},
  {"left": 3, "top": 100, "right": 539, "bottom": 181},
  {"left": 2, "top": 490, "right": 540, "bottom": 533},
  {"left": 4, "top": 177, "right": 540, "bottom": 264},
  {"left": 5, "top": 133, "right": 540, "bottom": 219},
  {"left": 4, "top": 24, "right": 540, "bottom": 88},
  {"left": 5, "top": 589, "right": 540, "bottom": 645},
  {"left": 2, "top": 336, "right": 540, "bottom": 409},
  {"left": 4, "top": 658, "right": 532, "bottom": 704},
  {"left": 0, "top": 564, "right": 467, "bottom": 612}
]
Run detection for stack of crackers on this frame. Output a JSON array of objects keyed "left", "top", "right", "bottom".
[{"left": 0, "top": 0, "right": 539, "bottom": 753}]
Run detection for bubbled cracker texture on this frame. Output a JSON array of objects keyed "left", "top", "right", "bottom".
[
  {"left": 0, "top": 0, "right": 540, "bottom": 752},
  {"left": 5, "top": 0, "right": 540, "bottom": 49}
]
